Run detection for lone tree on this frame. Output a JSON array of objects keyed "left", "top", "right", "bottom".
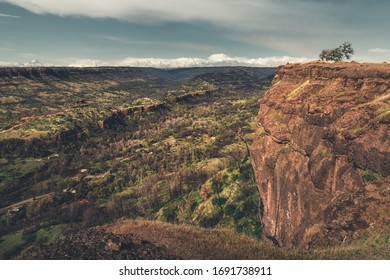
[{"left": 319, "top": 42, "right": 354, "bottom": 61}]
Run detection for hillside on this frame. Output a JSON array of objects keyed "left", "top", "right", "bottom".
[
  {"left": 251, "top": 62, "right": 390, "bottom": 248},
  {"left": 17, "top": 219, "right": 390, "bottom": 260},
  {"left": 0, "top": 66, "right": 274, "bottom": 259}
]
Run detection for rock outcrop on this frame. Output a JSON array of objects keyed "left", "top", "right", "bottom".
[{"left": 250, "top": 62, "right": 390, "bottom": 247}]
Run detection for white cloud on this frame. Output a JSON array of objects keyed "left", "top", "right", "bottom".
[
  {"left": 368, "top": 48, "right": 390, "bottom": 53},
  {"left": 0, "top": 0, "right": 258, "bottom": 24},
  {"left": 1, "top": 54, "right": 312, "bottom": 67},
  {"left": 0, "top": 61, "right": 12, "bottom": 66},
  {"left": 0, "top": 12, "right": 20, "bottom": 18},
  {"left": 0, "top": 58, "right": 43, "bottom": 66},
  {"left": 68, "top": 53, "right": 312, "bottom": 68},
  {"left": 0, "top": 0, "right": 337, "bottom": 33}
]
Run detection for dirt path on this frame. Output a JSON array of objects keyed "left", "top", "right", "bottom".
[
  {"left": 0, "top": 192, "right": 54, "bottom": 214},
  {"left": 0, "top": 122, "right": 25, "bottom": 134}
]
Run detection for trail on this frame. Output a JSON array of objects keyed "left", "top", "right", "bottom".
[{"left": 0, "top": 192, "right": 55, "bottom": 214}]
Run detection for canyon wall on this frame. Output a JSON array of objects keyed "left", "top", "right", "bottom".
[{"left": 251, "top": 62, "right": 389, "bottom": 247}]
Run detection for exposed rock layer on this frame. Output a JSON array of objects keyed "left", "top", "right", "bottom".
[{"left": 250, "top": 63, "right": 390, "bottom": 247}]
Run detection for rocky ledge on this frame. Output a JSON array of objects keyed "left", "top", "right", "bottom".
[{"left": 250, "top": 62, "right": 389, "bottom": 247}]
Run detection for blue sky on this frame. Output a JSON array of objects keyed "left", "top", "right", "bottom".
[{"left": 0, "top": 0, "right": 389, "bottom": 67}]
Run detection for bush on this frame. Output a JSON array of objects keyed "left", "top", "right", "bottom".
[
  {"left": 160, "top": 204, "right": 178, "bottom": 223},
  {"left": 362, "top": 170, "right": 382, "bottom": 183}
]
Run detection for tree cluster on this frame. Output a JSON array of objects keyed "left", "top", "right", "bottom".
[{"left": 319, "top": 42, "right": 354, "bottom": 62}]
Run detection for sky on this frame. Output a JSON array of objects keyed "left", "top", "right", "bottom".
[{"left": 0, "top": 0, "right": 389, "bottom": 67}]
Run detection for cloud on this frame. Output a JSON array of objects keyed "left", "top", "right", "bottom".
[
  {"left": 0, "top": 58, "right": 43, "bottom": 66},
  {"left": 368, "top": 48, "right": 390, "bottom": 53},
  {"left": 2, "top": 0, "right": 389, "bottom": 57},
  {"left": 68, "top": 53, "right": 312, "bottom": 68},
  {"left": 0, "top": 12, "right": 20, "bottom": 18},
  {"left": 0, "top": 0, "right": 352, "bottom": 33},
  {"left": 2, "top": 54, "right": 311, "bottom": 67},
  {"left": 0, "top": 0, "right": 258, "bottom": 24},
  {"left": 0, "top": 60, "right": 12, "bottom": 66},
  {"left": 98, "top": 36, "right": 216, "bottom": 52},
  {"left": 2, "top": 1, "right": 389, "bottom": 59}
]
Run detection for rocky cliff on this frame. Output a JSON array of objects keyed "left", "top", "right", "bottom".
[{"left": 250, "top": 62, "right": 390, "bottom": 247}]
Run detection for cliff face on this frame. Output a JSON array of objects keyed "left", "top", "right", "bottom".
[{"left": 250, "top": 63, "right": 390, "bottom": 247}]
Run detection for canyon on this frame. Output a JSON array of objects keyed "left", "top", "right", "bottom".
[{"left": 1, "top": 63, "right": 389, "bottom": 258}]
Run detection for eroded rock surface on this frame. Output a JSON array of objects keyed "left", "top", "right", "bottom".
[{"left": 251, "top": 62, "right": 390, "bottom": 247}]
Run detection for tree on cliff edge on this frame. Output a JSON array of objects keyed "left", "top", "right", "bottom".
[{"left": 319, "top": 42, "right": 354, "bottom": 61}]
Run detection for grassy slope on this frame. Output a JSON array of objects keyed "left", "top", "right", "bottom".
[
  {"left": 0, "top": 223, "right": 70, "bottom": 259},
  {"left": 107, "top": 219, "right": 389, "bottom": 260},
  {"left": 0, "top": 231, "right": 25, "bottom": 259}
]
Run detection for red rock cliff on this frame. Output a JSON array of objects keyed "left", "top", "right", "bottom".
[{"left": 250, "top": 62, "right": 390, "bottom": 247}]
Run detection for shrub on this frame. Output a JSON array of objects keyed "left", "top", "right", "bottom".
[{"left": 362, "top": 170, "right": 382, "bottom": 183}]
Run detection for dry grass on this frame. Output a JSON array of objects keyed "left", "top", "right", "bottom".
[
  {"left": 287, "top": 80, "right": 310, "bottom": 100},
  {"left": 106, "top": 219, "right": 288, "bottom": 259},
  {"left": 105, "top": 219, "right": 389, "bottom": 260}
]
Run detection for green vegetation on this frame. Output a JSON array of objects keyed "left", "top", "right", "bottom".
[
  {"left": 362, "top": 170, "right": 383, "bottom": 183},
  {"left": 0, "top": 67, "right": 273, "bottom": 258},
  {"left": 348, "top": 126, "right": 368, "bottom": 137},
  {"left": 374, "top": 105, "right": 390, "bottom": 122},
  {"left": 156, "top": 158, "right": 261, "bottom": 237},
  {"left": 376, "top": 109, "right": 390, "bottom": 121},
  {"left": 131, "top": 98, "right": 160, "bottom": 106},
  {"left": 33, "top": 224, "right": 69, "bottom": 244},
  {"left": 319, "top": 42, "right": 354, "bottom": 62},
  {"left": 0, "top": 231, "right": 25, "bottom": 259}
]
